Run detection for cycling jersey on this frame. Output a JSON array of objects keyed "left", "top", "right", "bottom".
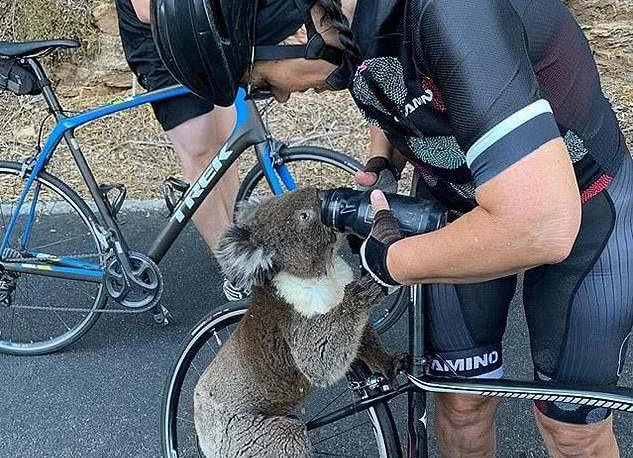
[{"left": 349, "top": 0, "right": 626, "bottom": 214}]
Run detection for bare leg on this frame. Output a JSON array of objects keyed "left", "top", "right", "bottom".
[
  {"left": 165, "top": 106, "right": 239, "bottom": 249},
  {"left": 435, "top": 393, "right": 500, "bottom": 458},
  {"left": 533, "top": 405, "right": 619, "bottom": 458}
]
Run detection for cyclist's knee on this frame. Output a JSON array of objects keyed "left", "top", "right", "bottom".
[
  {"left": 534, "top": 405, "right": 616, "bottom": 455},
  {"left": 435, "top": 393, "right": 500, "bottom": 427}
]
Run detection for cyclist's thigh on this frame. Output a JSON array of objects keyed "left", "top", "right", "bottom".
[
  {"left": 165, "top": 107, "right": 236, "bottom": 156},
  {"left": 524, "top": 153, "right": 633, "bottom": 386},
  {"left": 425, "top": 276, "right": 517, "bottom": 378}
]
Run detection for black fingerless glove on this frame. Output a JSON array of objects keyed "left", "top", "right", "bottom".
[
  {"left": 360, "top": 209, "right": 403, "bottom": 287},
  {"left": 357, "top": 157, "right": 400, "bottom": 193}
]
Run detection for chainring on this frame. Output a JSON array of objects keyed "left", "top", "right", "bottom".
[{"left": 104, "top": 251, "right": 163, "bottom": 311}]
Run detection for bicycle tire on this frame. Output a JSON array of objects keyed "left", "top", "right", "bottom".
[
  {"left": 0, "top": 161, "right": 107, "bottom": 355},
  {"left": 160, "top": 302, "right": 401, "bottom": 458},
  {"left": 237, "top": 145, "right": 410, "bottom": 334}
]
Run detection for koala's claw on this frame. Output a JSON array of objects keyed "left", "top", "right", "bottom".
[
  {"left": 346, "top": 276, "right": 384, "bottom": 303},
  {"left": 389, "top": 352, "right": 410, "bottom": 380},
  {"left": 377, "top": 353, "right": 410, "bottom": 384}
]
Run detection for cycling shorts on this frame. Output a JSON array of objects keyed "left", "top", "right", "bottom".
[
  {"left": 421, "top": 152, "right": 633, "bottom": 391},
  {"left": 115, "top": 0, "right": 214, "bottom": 131}
]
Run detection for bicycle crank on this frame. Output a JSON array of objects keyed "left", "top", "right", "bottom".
[{"left": 104, "top": 251, "right": 163, "bottom": 311}]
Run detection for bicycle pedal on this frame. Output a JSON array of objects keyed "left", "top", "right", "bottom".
[
  {"left": 99, "top": 184, "right": 127, "bottom": 217},
  {"left": 151, "top": 305, "right": 172, "bottom": 325},
  {"left": 161, "top": 176, "right": 189, "bottom": 216}
]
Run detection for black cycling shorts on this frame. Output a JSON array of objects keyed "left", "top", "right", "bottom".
[
  {"left": 420, "top": 152, "right": 633, "bottom": 388},
  {"left": 115, "top": 0, "right": 214, "bottom": 131}
]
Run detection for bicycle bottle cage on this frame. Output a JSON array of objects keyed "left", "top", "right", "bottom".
[
  {"left": 161, "top": 176, "right": 190, "bottom": 216},
  {"left": 99, "top": 183, "right": 127, "bottom": 218}
]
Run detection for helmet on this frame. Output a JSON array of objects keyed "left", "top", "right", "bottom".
[
  {"left": 151, "top": 0, "right": 309, "bottom": 106},
  {"left": 150, "top": 0, "right": 255, "bottom": 106},
  {"left": 151, "top": 0, "right": 354, "bottom": 106}
]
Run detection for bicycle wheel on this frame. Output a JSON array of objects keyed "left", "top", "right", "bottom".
[
  {"left": 0, "top": 161, "right": 107, "bottom": 355},
  {"left": 161, "top": 302, "right": 401, "bottom": 458},
  {"left": 237, "top": 145, "right": 409, "bottom": 334}
]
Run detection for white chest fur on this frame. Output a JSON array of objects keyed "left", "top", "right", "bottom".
[{"left": 272, "top": 256, "right": 354, "bottom": 317}]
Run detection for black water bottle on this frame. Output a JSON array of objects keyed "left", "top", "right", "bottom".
[{"left": 318, "top": 187, "right": 447, "bottom": 237}]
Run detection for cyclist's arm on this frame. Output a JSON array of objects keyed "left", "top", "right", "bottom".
[
  {"left": 385, "top": 138, "right": 581, "bottom": 284},
  {"left": 383, "top": 0, "right": 581, "bottom": 284},
  {"left": 130, "top": 0, "right": 150, "bottom": 23}
]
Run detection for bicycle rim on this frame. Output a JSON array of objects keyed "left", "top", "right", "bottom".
[
  {"left": 161, "top": 303, "right": 401, "bottom": 458},
  {"left": 237, "top": 146, "right": 409, "bottom": 335},
  {"left": 0, "top": 161, "right": 107, "bottom": 355}
]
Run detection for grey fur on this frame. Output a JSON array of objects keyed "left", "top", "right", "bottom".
[{"left": 197, "top": 188, "right": 397, "bottom": 458}]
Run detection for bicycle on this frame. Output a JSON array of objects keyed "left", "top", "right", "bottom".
[
  {"left": 0, "top": 39, "right": 408, "bottom": 355},
  {"left": 161, "top": 173, "right": 633, "bottom": 458}
]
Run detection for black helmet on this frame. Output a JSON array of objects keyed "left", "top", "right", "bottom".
[
  {"left": 151, "top": 0, "right": 312, "bottom": 106},
  {"left": 150, "top": 0, "right": 256, "bottom": 106},
  {"left": 151, "top": 0, "right": 354, "bottom": 106}
]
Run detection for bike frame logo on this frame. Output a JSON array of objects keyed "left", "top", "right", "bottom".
[{"left": 173, "top": 144, "right": 233, "bottom": 223}]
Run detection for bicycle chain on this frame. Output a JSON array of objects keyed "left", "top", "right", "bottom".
[
  {"left": 2, "top": 250, "right": 162, "bottom": 313},
  {"left": 2, "top": 252, "right": 103, "bottom": 263}
]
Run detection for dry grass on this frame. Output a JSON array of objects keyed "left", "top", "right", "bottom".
[{"left": 0, "top": 0, "right": 98, "bottom": 63}]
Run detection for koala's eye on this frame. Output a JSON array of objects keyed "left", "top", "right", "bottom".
[{"left": 298, "top": 211, "right": 310, "bottom": 220}]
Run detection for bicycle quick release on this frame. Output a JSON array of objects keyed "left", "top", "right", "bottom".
[{"left": 318, "top": 188, "right": 447, "bottom": 238}]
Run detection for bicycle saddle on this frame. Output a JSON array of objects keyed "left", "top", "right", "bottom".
[{"left": 0, "top": 40, "right": 80, "bottom": 58}]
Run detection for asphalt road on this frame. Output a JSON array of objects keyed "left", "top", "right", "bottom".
[{"left": 1, "top": 207, "right": 632, "bottom": 458}]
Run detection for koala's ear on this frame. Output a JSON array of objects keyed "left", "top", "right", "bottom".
[
  {"left": 213, "top": 223, "right": 275, "bottom": 291},
  {"left": 234, "top": 196, "right": 269, "bottom": 225}
]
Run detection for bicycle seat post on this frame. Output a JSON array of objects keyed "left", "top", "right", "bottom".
[{"left": 25, "top": 58, "right": 65, "bottom": 119}]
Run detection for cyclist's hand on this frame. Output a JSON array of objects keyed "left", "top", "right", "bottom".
[
  {"left": 354, "top": 157, "right": 399, "bottom": 194},
  {"left": 360, "top": 190, "right": 403, "bottom": 288}
]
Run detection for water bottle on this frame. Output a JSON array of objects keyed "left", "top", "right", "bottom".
[{"left": 318, "top": 187, "right": 447, "bottom": 237}]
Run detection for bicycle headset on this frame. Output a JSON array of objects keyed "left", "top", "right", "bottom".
[{"left": 150, "top": 0, "right": 358, "bottom": 106}]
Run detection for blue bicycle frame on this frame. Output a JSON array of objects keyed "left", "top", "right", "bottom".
[{"left": 0, "top": 56, "right": 298, "bottom": 283}]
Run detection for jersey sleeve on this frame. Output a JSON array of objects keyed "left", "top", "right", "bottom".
[{"left": 410, "top": 0, "right": 561, "bottom": 185}]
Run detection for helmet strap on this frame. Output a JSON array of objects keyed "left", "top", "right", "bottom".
[
  {"left": 253, "top": 33, "right": 343, "bottom": 66},
  {"left": 250, "top": 0, "right": 358, "bottom": 91}
]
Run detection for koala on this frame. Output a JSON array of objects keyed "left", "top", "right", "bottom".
[{"left": 194, "top": 187, "right": 398, "bottom": 458}]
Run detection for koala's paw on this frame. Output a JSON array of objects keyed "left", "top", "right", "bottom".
[
  {"left": 375, "top": 352, "right": 409, "bottom": 384},
  {"left": 388, "top": 352, "right": 410, "bottom": 381},
  {"left": 345, "top": 276, "right": 384, "bottom": 304}
]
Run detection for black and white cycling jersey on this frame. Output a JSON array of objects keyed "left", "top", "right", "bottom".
[{"left": 349, "top": 0, "right": 626, "bottom": 213}]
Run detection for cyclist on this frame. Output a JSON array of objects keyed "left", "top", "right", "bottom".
[
  {"left": 152, "top": 0, "right": 633, "bottom": 457},
  {"left": 114, "top": 0, "right": 245, "bottom": 300}
]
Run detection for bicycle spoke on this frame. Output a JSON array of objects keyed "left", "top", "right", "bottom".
[
  {"left": 306, "top": 387, "right": 349, "bottom": 423},
  {"left": 312, "top": 419, "right": 374, "bottom": 446},
  {"left": 176, "top": 416, "right": 195, "bottom": 425},
  {"left": 0, "top": 163, "right": 106, "bottom": 355},
  {"left": 27, "top": 233, "right": 98, "bottom": 253}
]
